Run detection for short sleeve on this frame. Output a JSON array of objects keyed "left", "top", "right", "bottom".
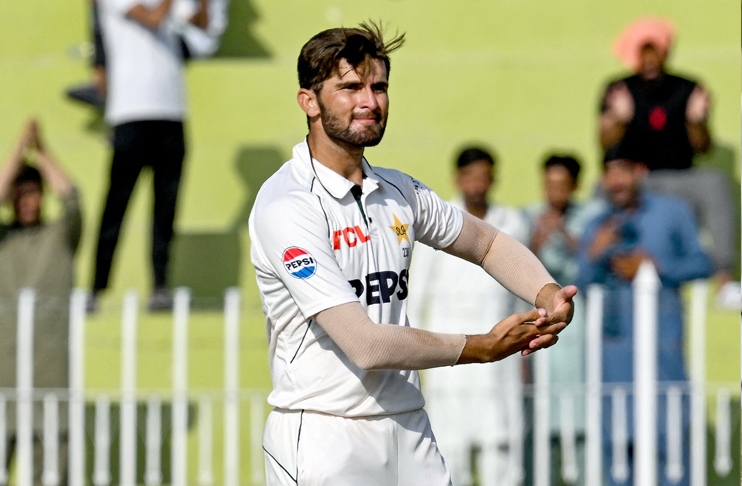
[
  {"left": 250, "top": 194, "right": 360, "bottom": 319},
  {"left": 408, "top": 177, "right": 463, "bottom": 250}
]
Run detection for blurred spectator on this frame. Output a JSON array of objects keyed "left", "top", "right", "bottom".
[
  {"left": 67, "top": 0, "right": 107, "bottom": 110},
  {"left": 408, "top": 147, "right": 528, "bottom": 486},
  {"left": 523, "top": 154, "right": 598, "bottom": 485},
  {"left": 90, "top": 0, "right": 207, "bottom": 311},
  {"left": 173, "top": 0, "right": 230, "bottom": 59},
  {"left": 576, "top": 150, "right": 711, "bottom": 486},
  {"left": 0, "top": 119, "right": 81, "bottom": 483},
  {"left": 598, "top": 17, "right": 737, "bottom": 307},
  {"left": 67, "top": 0, "right": 230, "bottom": 111}
]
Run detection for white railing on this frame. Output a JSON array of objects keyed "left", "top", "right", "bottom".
[
  {"left": 3, "top": 274, "right": 739, "bottom": 486},
  {"left": 530, "top": 263, "right": 736, "bottom": 486},
  {"left": 5, "top": 287, "right": 269, "bottom": 486}
]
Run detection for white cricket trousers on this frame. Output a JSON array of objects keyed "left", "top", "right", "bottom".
[{"left": 263, "top": 408, "right": 453, "bottom": 486}]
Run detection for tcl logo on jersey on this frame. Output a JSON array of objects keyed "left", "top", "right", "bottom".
[
  {"left": 282, "top": 247, "right": 317, "bottom": 279},
  {"left": 333, "top": 226, "right": 370, "bottom": 250},
  {"left": 349, "top": 269, "right": 409, "bottom": 305}
]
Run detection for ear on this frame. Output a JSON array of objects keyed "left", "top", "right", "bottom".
[{"left": 297, "top": 88, "right": 320, "bottom": 118}]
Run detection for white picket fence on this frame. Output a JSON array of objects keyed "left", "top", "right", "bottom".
[
  {"left": 530, "top": 262, "right": 737, "bottom": 486},
  {"left": 7, "top": 287, "right": 269, "bottom": 486},
  {"left": 4, "top": 265, "right": 739, "bottom": 486}
]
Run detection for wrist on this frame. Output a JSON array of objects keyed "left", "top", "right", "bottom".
[
  {"left": 686, "top": 118, "right": 707, "bottom": 126},
  {"left": 535, "top": 282, "right": 560, "bottom": 310},
  {"left": 457, "top": 334, "right": 494, "bottom": 364}
]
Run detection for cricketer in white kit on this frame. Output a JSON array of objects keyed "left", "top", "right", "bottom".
[{"left": 248, "top": 22, "right": 577, "bottom": 486}]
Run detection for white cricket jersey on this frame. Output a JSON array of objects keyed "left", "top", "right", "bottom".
[{"left": 249, "top": 141, "right": 463, "bottom": 417}]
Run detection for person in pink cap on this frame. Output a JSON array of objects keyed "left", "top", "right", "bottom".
[{"left": 598, "top": 17, "right": 738, "bottom": 308}]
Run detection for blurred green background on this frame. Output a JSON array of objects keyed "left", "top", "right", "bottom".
[{"left": 0, "top": 0, "right": 740, "bottom": 483}]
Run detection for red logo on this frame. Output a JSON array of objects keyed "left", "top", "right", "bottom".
[
  {"left": 648, "top": 106, "right": 667, "bottom": 131},
  {"left": 333, "top": 226, "right": 370, "bottom": 250}
]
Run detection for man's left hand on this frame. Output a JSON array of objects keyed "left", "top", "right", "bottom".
[
  {"left": 534, "top": 283, "right": 577, "bottom": 327},
  {"left": 686, "top": 85, "right": 710, "bottom": 124},
  {"left": 522, "top": 284, "right": 576, "bottom": 356},
  {"left": 610, "top": 252, "right": 648, "bottom": 280}
]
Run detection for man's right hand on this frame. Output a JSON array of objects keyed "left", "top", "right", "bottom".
[
  {"left": 456, "top": 308, "right": 566, "bottom": 364},
  {"left": 589, "top": 220, "right": 618, "bottom": 260},
  {"left": 605, "top": 82, "right": 635, "bottom": 123}
]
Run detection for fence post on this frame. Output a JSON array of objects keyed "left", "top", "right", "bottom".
[
  {"left": 0, "top": 395, "right": 6, "bottom": 484},
  {"left": 172, "top": 288, "right": 191, "bottom": 486},
  {"left": 17, "top": 288, "right": 35, "bottom": 486},
  {"left": 533, "top": 348, "right": 550, "bottom": 486},
  {"left": 68, "top": 289, "right": 86, "bottom": 486},
  {"left": 666, "top": 386, "right": 684, "bottom": 482},
  {"left": 611, "top": 387, "right": 629, "bottom": 482},
  {"left": 633, "top": 262, "right": 660, "bottom": 486},
  {"left": 714, "top": 388, "right": 732, "bottom": 477},
  {"left": 224, "top": 288, "right": 241, "bottom": 486},
  {"left": 42, "top": 393, "right": 60, "bottom": 486},
  {"left": 689, "top": 280, "right": 707, "bottom": 486},
  {"left": 120, "top": 291, "right": 138, "bottom": 486},
  {"left": 559, "top": 390, "right": 578, "bottom": 483},
  {"left": 198, "top": 395, "right": 213, "bottom": 486},
  {"left": 93, "top": 396, "right": 111, "bottom": 486},
  {"left": 585, "top": 284, "right": 604, "bottom": 486},
  {"left": 145, "top": 396, "right": 162, "bottom": 486}
]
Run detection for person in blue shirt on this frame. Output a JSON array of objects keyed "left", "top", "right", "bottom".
[{"left": 577, "top": 149, "right": 711, "bottom": 486}]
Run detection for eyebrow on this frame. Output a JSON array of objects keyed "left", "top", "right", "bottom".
[{"left": 335, "top": 80, "right": 362, "bottom": 89}]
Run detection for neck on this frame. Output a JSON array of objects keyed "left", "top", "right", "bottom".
[
  {"left": 307, "top": 131, "right": 365, "bottom": 185},
  {"left": 465, "top": 200, "right": 488, "bottom": 219},
  {"left": 549, "top": 201, "right": 569, "bottom": 215}
]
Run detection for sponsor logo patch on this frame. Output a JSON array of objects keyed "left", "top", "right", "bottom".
[
  {"left": 332, "top": 225, "right": 371, "bottom": 250},
  {"left": 282, "top": 247, "right": 317, "bottom": 279}
]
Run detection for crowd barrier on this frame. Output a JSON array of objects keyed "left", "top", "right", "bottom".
[{"left": 3, "top": 265, "right": 739, "bottom": 485}]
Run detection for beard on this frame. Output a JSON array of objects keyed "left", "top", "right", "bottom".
[{"left": 318, "top": 99, "right": 387, "bottom": 147}]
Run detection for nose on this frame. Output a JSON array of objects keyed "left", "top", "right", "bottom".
[{"left": 358, "top": 86, "right": 380, "bottom": 111}]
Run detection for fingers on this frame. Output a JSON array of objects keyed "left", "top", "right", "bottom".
[
  {"left": 513, "top": 308, "right": 546, "bottom": 324},
  {"left": 534, "top": 320, "right": 567, "bottom": 336},
  {"left": 557, "top": 285, "right": 578, "bottom": 300},
  {"left": 521, "top": 335, "right": 559, "bottom": 356}
]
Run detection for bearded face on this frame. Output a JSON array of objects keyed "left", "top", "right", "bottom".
[
  {"left": 314, "top": 58, "right": 389, "bottom": 148},
  {"left": 317, "top": 95, "right": 387, "bottom": 147}
]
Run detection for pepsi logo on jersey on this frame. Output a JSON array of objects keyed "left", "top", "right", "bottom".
[
  {"left": 282, "top": 247, "right": 317, "bottom": 279},
  {"left": 348, "top": 269, "right": 409, "bottom": 305}
]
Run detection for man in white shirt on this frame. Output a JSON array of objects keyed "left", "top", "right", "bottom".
[
  {"left": 91, "top": 0, "right": 206, "bottom": 311},
  {"left": 249, "top": 22, "right": 577, "bottom": 486},
  {"left": 408, "top": 147, "right": 529, "bottom": 486}
]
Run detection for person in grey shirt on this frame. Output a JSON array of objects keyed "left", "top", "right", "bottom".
[{"left": 0, "top": 119, "right": 81, "bottom": 485}]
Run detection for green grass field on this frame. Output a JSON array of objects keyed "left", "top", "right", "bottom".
[{"left": 0, "top": 0, "right": 740, "bottom": 483}]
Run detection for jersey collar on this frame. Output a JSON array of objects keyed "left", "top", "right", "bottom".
[{"left": 296, "top": 140, "right": 381, "bottom": 200}]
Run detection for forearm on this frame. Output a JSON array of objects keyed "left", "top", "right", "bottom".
[
  {"left": 314, "top": 302, "right": 466, "bottom": 371},
  {"left": 189, "top": 0, "right": 208, "bottom": 28},
  {"left": 599, "top": 114, "right": 628, "bottom": 150},
  {"left": 445, "top": 212, "right": 557, "bottom": 305},
  {"left": 686, "top": 121, "right": 711, "bottom": 153},
  {"left": 36, "top": 150, "right": 72, "bottom": 196},
  {"left": 456, "top": 334, "right": 498, "bottom": 364},
  {"left": 0, "top": 139, "right": 27, "bottom": 201},
  {"left": 126, "top": 0, "right": 174, "bottom": 29}
]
